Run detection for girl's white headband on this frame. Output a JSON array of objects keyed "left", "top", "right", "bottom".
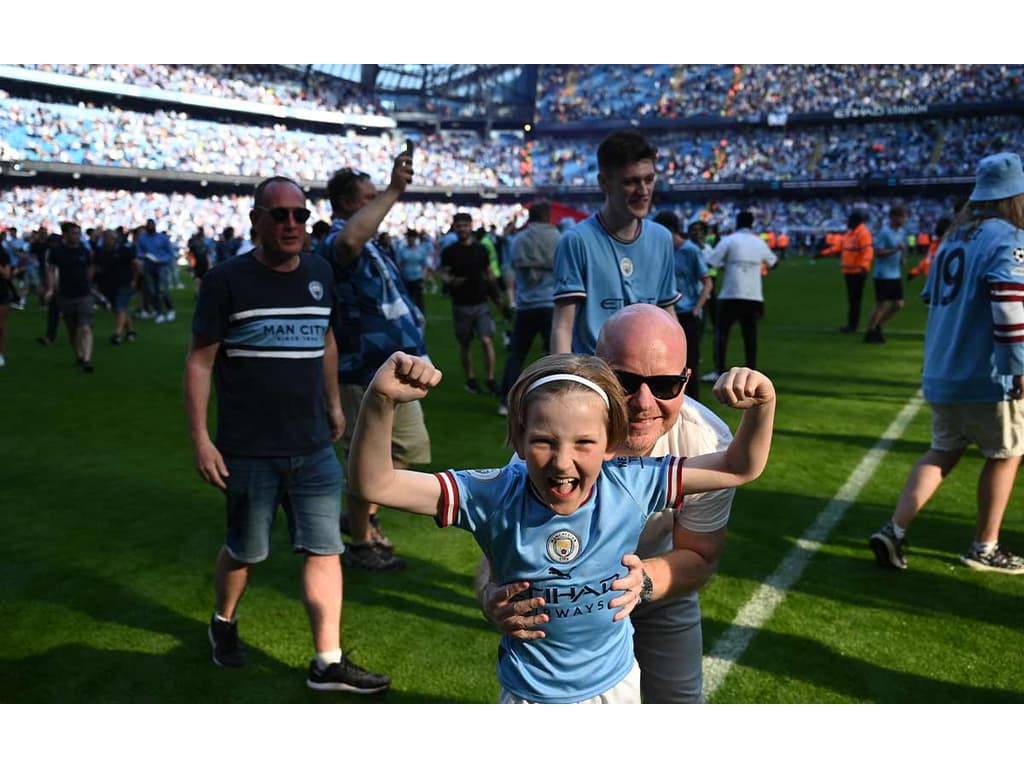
[{"left": 524, "top": 374, "right": 610, "bottom": 409}]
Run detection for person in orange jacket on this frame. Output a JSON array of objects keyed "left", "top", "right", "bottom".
[
  {"left": 839, "top": 210, "right": 873, "bottom": 333},
  {"left": 817, "top": 231, "right": 842, "bottom": 261}
]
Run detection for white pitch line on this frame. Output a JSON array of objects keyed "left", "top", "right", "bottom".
[{"left": 702, "top": 389, "right": 926, "bottom": 699}]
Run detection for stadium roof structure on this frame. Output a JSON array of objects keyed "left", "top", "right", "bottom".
[{"left": 290, "top": 64, "right": 537, "bottom": 126}]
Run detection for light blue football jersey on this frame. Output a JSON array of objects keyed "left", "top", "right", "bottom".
[
  {"left": 873, "top": 225, "right": 906, "bottom": 280},
  {"left": 553, "top": 215, "right": 680, "bottom": 354},
  {"left": 434, "top": 456, "right": 686, "bottom": 703},
  {"left": 673, "top": 239, "right": 710, "bottom": 314},
  {"left": 921, "top": 218, "right": 1024, "bottom": 403}
]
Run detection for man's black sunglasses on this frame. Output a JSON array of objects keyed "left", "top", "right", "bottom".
[
  {"left": 255, "top": 206, "right": 311, "bottom": 224},
  {"left": 613, "top": 369, "right": 691, "bottom": 400}
]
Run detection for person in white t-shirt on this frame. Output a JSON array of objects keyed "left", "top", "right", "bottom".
[{"left": 703, "top": 210, "right": 778, "bottom": 382}]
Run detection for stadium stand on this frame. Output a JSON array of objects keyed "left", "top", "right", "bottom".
[{"left": 0, "top": 64, "right": 1020, "bottom": 250}]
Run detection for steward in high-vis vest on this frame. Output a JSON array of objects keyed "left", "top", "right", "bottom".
[{"left": 839, "top": 211, "right": 873, "bottom": 332}]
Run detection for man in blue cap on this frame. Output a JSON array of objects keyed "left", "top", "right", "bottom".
[{"left": 870, "top": 152, "right": 1024, "bottom": 574}]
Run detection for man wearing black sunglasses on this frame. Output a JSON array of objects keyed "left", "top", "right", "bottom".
[
  {"left": 186, "top": 176, "right": 390, "bottom": 694},
  {"left": 480, "top": 303, "right": 735, "bottom": 703},
  {"left": 324, "top": 149, "right": 427, "bottom": 572}
]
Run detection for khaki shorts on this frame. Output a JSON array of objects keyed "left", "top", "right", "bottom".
[
  {"left": 340, "top": 382, "right": 431, "bottom": 466},
  {"left": 58, "top": 295, "right": 96, "bottom": 328},
  {"left": 930, "top": 400, "right": 1024, "bottom": 458},
  {"left": 453, "top": 303, "right": 496, "bottom": 344}
]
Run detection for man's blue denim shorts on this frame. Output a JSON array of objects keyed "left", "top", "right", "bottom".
[{"left": 223, "top": 445, "right": 344, "bottom": 562}]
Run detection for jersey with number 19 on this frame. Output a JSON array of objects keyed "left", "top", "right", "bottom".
[
  {"left": 434, "top": 456, "right": 686, "bottom": 703},
  {"left": 921, "top": 218, "right": 1024, "bottom": 403}
]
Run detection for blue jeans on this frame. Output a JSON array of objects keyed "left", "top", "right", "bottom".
[
  {"left": 223, "top": 445, "right": 344, "bottom": 562},
  {"left": 156, "top": 264, "right": 175, "bottom": 312}
]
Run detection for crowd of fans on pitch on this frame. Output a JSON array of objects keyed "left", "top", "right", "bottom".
[
  {"left": 0, "top": 184, "right": 960, "bottom": 265},
  {"left": 536, "top": 64, "right": 1023, "bottom": 122},
  {"left": 4, "top": 92, "right": 1023, "bottom": 187}
]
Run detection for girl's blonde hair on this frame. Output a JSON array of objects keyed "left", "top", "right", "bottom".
[{"left": 506, "top": 353, "right": 629, "bottom": 452}]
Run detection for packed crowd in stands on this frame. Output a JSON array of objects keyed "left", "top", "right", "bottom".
[
  {"left": 0, "top": 185, "right": 529, "bottom": 251},
  {"left": 18, "top": 64, "right": 383, "bottom": 116},
  {"left": 0, "top": 95, "right": 526, "bottom": 186},
  {"left": 530, "top": 116, "right": 1024, "bottom": 183},
  {"left": 5, "top": 91, "right": 1022, "bottom": 187},
  {"left": 536, "top": 64, "right": 1024, "bottom": 122}
]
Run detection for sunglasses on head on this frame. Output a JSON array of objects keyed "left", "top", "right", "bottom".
[
  {"left": 255, "top": 206, "right": 311, "bottom": 224},
  {"left": 613, "top": 369, "right": 691, "bottom": 400}
]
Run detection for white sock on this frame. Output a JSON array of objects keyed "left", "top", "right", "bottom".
[
  {"left": 316, "top": 649, "right": 342, "bottom": 669},
  {"left": 214, "top": 612, "right": 235, "bottom": 624},
  {"left": 973, "top": 541, "right": 997, "bottom": 555},
  {"left": 891, "top": 521, "right": 906, "bottom": 538}
]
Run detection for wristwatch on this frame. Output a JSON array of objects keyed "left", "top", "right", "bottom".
[{"left": 638, "top": 569, "right": 654, "bottom": 604}]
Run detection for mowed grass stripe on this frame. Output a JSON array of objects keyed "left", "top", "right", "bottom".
[{"left": 703, "top": 390, "right": 925, "bottom": 698}]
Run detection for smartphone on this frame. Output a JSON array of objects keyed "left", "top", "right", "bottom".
[{"left": 403, "top": 139, "right": 415, "bottom": 156}]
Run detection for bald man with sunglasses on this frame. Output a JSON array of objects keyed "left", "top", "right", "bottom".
[{"left": 480, "top": 303, "right": 735, "bottom": 703}]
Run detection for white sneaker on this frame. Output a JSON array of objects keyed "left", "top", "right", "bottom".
[
  {"left": 155, "top": 314, "right": 167, "bottom": 324},
  {"left": 0, "top": 354, "right": 5, "bottom": 367},
  {"left": 700, "top": 370, "right": 721, "bottom": 383},
  {"left": 166, "top": 310, "right": 176, "bottom": 322},
  {"left": 497, "top": 404, "right": 508, "bottom": 417}
]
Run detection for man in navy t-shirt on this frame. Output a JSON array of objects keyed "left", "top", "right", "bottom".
[{"left": 184, "top": 175, "right": 391, "bottom": 693}]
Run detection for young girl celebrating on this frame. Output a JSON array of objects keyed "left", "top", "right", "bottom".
[{"left": 350, "top": 351, "right": 775, "bottom": 703}]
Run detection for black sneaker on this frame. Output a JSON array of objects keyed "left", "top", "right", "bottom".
[
  {"left": 343, "top": 541, "right": 406, "bottom": 571},
  {"left": 464, "top": 379, "right": 482, "bottom": 394},
  {"left": 869, "top": 521, "right": 908, "bottom": 570},
  {"left": 208, "top": 614, "right": 248, "bottom": 667},
  {"left": 306, "top": 655, "right": 390, "bottom": 694},
  {"left": 110, "top": 334, "right": 122, "bottom": 345},
  {"left": 960, "top": 545, "right": 1024, "bottom": 574},
  {"left": 864, "top": 328, "right": 885, "bottom": 344},
  {"left": 486, "top": 378, "right": 500, "bottom": 398},
  {"left": 80, "top": 360, "right": 95, "bottom": 373}
]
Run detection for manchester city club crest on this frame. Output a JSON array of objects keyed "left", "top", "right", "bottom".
[
  {"left": 308, "top": 281, "right": 324, "bottom": 301},
  {"left": 1014, "top": 247, "right": 1024, "bottom": 264},
  {"left": 619, "top": 257, "right": 634, "bottom": 277},
  {"left": 546, "top": 530, "right": 581, "bottom": 563}
]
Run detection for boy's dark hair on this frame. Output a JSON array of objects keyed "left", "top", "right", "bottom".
[
  {"left": 597, "top": 130, "right": 657, "bottom": 174},
  {"left": 736, "top": 210, "right": 755, "bottom": 230},
  {"left": 453, "top": 212, "right": 472, "bottom": 224}
]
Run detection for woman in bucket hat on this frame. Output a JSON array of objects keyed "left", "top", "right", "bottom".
[{"left": 870, "top": 152, "right": 1024, "bottom": 574}]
